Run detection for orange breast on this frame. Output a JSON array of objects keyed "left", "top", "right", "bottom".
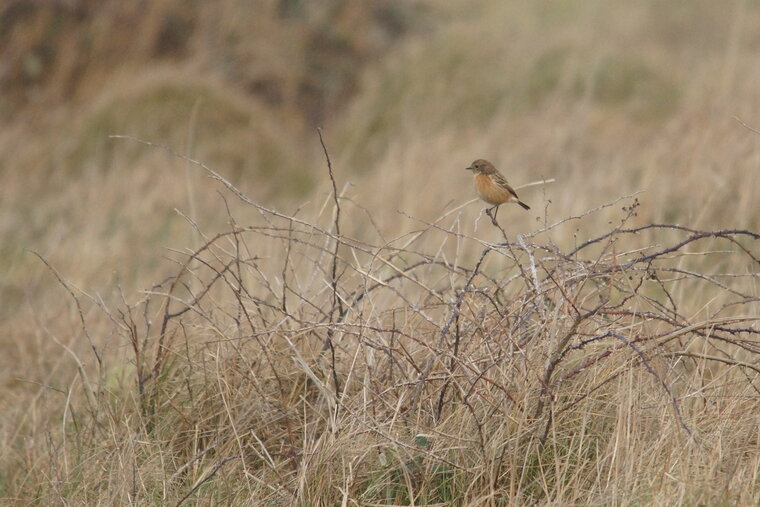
[{"left": 474, "top": 174, "right": 512, "bottom": 205}]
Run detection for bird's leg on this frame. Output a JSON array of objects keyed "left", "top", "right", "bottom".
[{"left": 488, "top": 205, "right": 499, "bottom": 226}]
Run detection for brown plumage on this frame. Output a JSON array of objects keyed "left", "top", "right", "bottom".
[{"left": 464, "top": 159, "right": 530, "bottom": 211}]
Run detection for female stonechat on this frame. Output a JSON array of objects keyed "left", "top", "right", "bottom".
[{"left": 465, "top": 159, "right": 530, "bottom": 222}]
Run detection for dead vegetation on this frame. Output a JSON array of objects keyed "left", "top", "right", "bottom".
[{"left": 8, "top": 140, "right": 757, "bottom": 505}]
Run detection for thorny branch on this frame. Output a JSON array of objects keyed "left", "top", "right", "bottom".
[{"left": 102, "top": 135, "right": 759, "bottom": 493}]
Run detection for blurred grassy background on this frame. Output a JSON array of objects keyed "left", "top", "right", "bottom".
[{"left": 2, "top": 0, "right": 759, "bottom": 503}]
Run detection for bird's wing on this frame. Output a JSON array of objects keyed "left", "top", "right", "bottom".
[{"left": 492, "top": 172, "right": 519, "bottom": 198}]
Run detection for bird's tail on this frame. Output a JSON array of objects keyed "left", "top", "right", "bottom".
[{"left": 518, "top": 200, "right": 530, "bottom": 210}]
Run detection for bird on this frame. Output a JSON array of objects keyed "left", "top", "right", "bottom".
[{"left": 464, "top": 159, "right": 530, "bottom": 223}]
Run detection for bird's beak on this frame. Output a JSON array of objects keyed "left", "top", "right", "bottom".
[{"left": 464, "top": 166, "right": 472, "bottom": 171}]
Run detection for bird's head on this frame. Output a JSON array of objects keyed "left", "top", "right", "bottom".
[{"left": 464, "top": 159, "right": 495, "bottom": 174}]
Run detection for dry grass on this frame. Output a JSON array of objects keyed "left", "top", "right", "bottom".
[
  {"left": 5, "top": 148, "right": 758, "bottom": 505},
  {"left": 2, "top": 0, "right": 760, "bottom": 505}
]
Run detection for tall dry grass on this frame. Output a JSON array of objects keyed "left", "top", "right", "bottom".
[
  {"left": 2, "top": 0, "right": 760, "bottom": 504},
  {"left": 4, "top": 141, "right": 758, "bottom": 504}
]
